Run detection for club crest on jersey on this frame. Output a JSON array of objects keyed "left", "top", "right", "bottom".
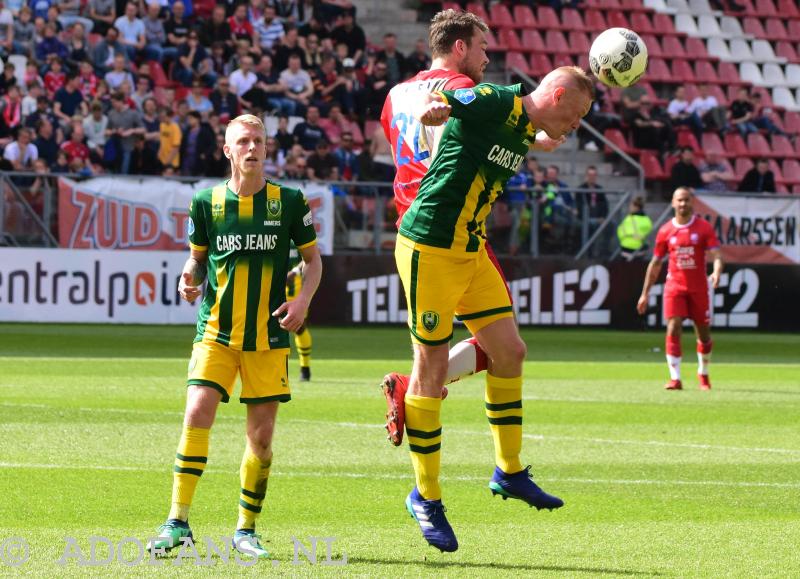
[
  {"left": 187, "top": 218, "right": 195, "bottom": 236},
  {"left": 453, "top": 88, "right": 476, "bottom": 105},
  {"left": 267, "top": 199, "right": 282, "bottom": 218},
  {"left": 690, "top": 232, "right": 699, "bottom": 243},
  {"left": 670, "top": 236, "right": 678, "bottom": 245},
  {"left": 421, "top": 311, "right": 440, "bottom": 333}
]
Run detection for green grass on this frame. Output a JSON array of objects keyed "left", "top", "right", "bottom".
[{"left": 0, "top": 324, "right": 799, "bottom": 577}]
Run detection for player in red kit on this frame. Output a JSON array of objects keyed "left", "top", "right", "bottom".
[
  {"left": 637, "top": 187, "right": 724, "bottom": 390},
  {"left": 378, "top": 9, "right": 565, "bottom": 445}
]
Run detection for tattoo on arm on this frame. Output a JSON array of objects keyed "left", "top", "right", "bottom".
[{"left": 187, "top": 258, "right": 207, "bottom": 285}]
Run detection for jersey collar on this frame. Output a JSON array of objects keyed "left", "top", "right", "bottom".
[{"left": 671, "top": 215, "right": 696, "bottom": 229}]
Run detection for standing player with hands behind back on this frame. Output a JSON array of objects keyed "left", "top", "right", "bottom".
[
  {"left": 638, "top": 187, "right": 723, "bottom": 390},
  {"left": 147, "top": 114, "right": 322, "bottom": 561}
]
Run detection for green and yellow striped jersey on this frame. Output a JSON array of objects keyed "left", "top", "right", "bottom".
[
  {"left": 399, "top": 83, "right": 536, "bottom": 255},
  {"left": 188, "top": 180, "right": 316, "bottom": 351}
]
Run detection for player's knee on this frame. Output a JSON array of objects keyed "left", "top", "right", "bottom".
[
  {"left": 488, "top": 337, "right": 526, "bottom": 369},
  {"left": 246, "top": 428, "right": 274, "bottom": 458}
]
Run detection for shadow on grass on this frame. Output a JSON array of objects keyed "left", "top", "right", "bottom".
[{"left": 351, "top": 557, "right": 660, "bottom": 575}]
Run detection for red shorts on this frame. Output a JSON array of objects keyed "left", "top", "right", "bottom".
[{"left": 663, "top": 288, "right": 710, "bottom": 325}]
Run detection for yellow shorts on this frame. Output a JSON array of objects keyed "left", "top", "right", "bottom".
[
  {"left": 395, "top": 235, "right": 513, "bottom": 345},
  {"left": 187, "top": 340, "right": 290, "bottom": 404}
]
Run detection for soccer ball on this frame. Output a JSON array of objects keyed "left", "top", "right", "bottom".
[{"left": 589, "top": 28, "right": 648, "bottom": 88}]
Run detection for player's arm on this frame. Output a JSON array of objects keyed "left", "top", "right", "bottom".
[
  {"left": 273, "top": 244, "right": 321, "bottom": 332},
  {"left": 413, "top": 91, "right": 452, "bottom": 127},
  {"left": 637, "top": 256, "right": 663, "bottom": 315},
  {"left": 531, "top": 132, "right": 567, "bottom": 152},
  {"left": 179, "top": 247, "right": 207, "bottom": 304},
  {"left": 708, "top": 247, "right": 723, "bottom": 289}
]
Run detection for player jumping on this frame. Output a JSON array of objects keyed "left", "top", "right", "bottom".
[{"left": 637, "top": 187, "right": 723, "bottom": 390}]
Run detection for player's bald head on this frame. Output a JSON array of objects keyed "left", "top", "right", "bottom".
[
  {"left": 673, "top": 187, "right": 694, "bottom": 200},
  {"left": 539, "top": 66, "right": 595, "bottom": 103}
]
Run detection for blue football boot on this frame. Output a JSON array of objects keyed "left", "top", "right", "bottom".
[
  {"left": 405, "top": 487, "right": 458, "bottom": 553},
  {"left": 489, "top": 465, "right": 564, "bottom": 510}
]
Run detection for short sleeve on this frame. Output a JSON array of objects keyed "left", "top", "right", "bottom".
[
  {"left": 442, "top": 74, "right": 475, "bottom": 91},
  {"left": 188, "top": 193, "right": 208, "bottom": 251},
  {"left": 289, "top": 190, "right": 317, "bottom": 250},
  {"left": 653, "top": 226, "right": 668, "bottom": 259},
  {"left": 439, "top": 83, "right": 505, "bottom": 123}
]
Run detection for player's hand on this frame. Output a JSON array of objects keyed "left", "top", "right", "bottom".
[
  {"left": 532, "top": 133, "right": 567, "bottom": 152},
  {"left": 272, "top": 298, "right": 308, "bottom": 333},
  {"left": 636, "top": 294, "right": 648, "bottom": 315},
  {"left": 419, "top": 101, "right": 451, "bottom": 126},
  {"left": 178, "top": 272, "right": 202, "bottom": 304},
  {"left": 709, "top": 272, "right": 721, "bottom": 289}
]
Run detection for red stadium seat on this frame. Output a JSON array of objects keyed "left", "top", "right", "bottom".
[
  {"left": 621, "top": 0, "right": 648, "bottom": 11},
  {"left": 641, "top": 151, "right": 667, "bottom": 180},
  {"left": 553, "top": 53, "right": 575, "bottom": 68},
  {"left": 751, "top": 87, "right": 775, "bottom": 108},
  {"left": 685, "top": 37, "right": 713, "bottom": 61},
  {"left": 603, "top": 129, "right": 637, "bottom": 155},
  {"left": 684, "top": 83, "right": 700, "bottom": 101},
  {"left": 465, "top": 2, "right": 490, "bottom": 23},
  {"left": 702, "top": 132, "right": 728, "bottom": 157},
  {"left": 775, "top": 41, "right": 799, "bottom": 62},
  {"left": 718, "top": 62, "right": 744, "bottom": 85},
  {"left": 783, "top": 111, "right": 800, "bottom": 133},
  {"left": 561, "top": 8, "right": 587, "bottom": 31},
  {"left": 776, "top": 0, "right": 799, "bottom": 17},
  {"left": 671, "top": 60, "right": 695, "bottom": 83},
  {"left": 782, "top": 159, "right": 800, "bottom": 184},
  {"left": 708, "top": 85, "right": 727, "bottom": 106},
  {"left": 506, "top": 52, "right": 530, "bottom": 74},
  {"left": 694, "top": 61, "right": 720, "bottom": 84},
  {"left": 677, "top": 131, "right": 701, "bottom": 153},
  {"left": 664, "top": 154, "right": 679, "bottom": 175},
  {"left": 513, "top": 4, "right": 537, "bottom": 29},
  {"left": 194, "top": 0, "right": 215, "bottom": 19},
  {"left": 735, "top": 157, "right": 754, "bottom": 180},
  {"left": 489, "top": 3, "right": 514, "bottom": 29},
  {"left": 764, "top": 18, "right": 788, "bottom": 41},
  {"left": 769, "top": 159, "right": 786, "bottom": 183},
  {"left": 630, "top": 12, "right": 654, "bottom": 35},
  {"left": 793, "top": 184, "right": 800, "bottom": 194},
  {"left": 770, "top": 135, "right": 795, "bottom": 158},
  {"left": 529, "top": 53, "right": 553, "bottom": 77},
  {"left": 536, "top": 6, "right": 562, "bottom": 30},
  {"left": 607, "top": 12, "right": 630, "bottom": 29},
  {"left": 646, "top": 58, "right": 671, "bottom": 83},
  {"left": 545, "top": 30, "right": 571, "bottom": 54},
  {"left": 735, "top": 0, "right": 757, "bottom": 14},
  {"left": 520, "top": 29, "right": 546, "bottom": 53},
  {"left": 442, "top": 1, "right": 460, "bottom": 9},
  {"left": 485, "top": 29, "right": 504, "bottom": 52},
  {"left": 787, "top": 20, "right": 800, "bottom": 39},
  {"left": 583, "top": 9, "right": 608, "bottom": 31},
  {"left": 743, "top": 17, "right": 767, "bottom": 38},
  {"left": 652, "top": 13, "right": 678, "bottom": 35},
  {"left": 725, "top": 133, "right": 749, "bottom": 157},
  {"left": 498, "top": 28, "right": 522, "bottom": 52},
  {"left": 755, "top": 0, "right": 778, "bottom": 16},
  {"left": 747, "top": 133, "right": 773, "bottom": 157},
  {"left": 661, "top": 36, "right": 688, "bottom": 60},
  {"left": 641, "top": 35, "right": 663, "bottom": 59},
  {"left": 148, "top": 61, "right": 175, "bottom": 88},
  {"left": 568, "top": 31, "right": 591, "bottom": 55}
]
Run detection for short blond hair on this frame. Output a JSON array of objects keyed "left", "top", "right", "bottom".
[
  {"left": 543, "top": 66, "right": 596, "bottom": 100},
  {"left": 226, "top": 114, "right": 265, "bottom": 142}
]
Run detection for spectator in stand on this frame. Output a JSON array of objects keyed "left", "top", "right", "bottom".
[
  {"left": 60, "top": 121, "right": 90, "bottom": 165},
  {"left": 185, "top": 80, "right": 213, "bottom": 117},
  {"left": 617, "top": 196, "right": 653, "bottom": 261},
  {"left": 247, "top": 0, "right": 265, "bottom": 24},
  {"left": 228, "top": 3, "right": 254, "bottom": 42},
  {"left": 272, "top": 114, "right": 294, "bottom": 153},
  {"left": 82, "top": 100, "right": 108, "bottom": 162},
  {"left": 273, "top": 25, "right": 306, "bottom": 73},
  {"left": 27, "top": 158, "right": 53, "bottom": 216},
  {"left": 12, "top": 6, "right": 36, "bottom": 57},
  {"left": 107, "top": 90, "right": 144, "bottom": 174},
  {"left": 114, "top": 1, "right": 145, "bottom": 61},
  {"left": 273, "top": 0, "right": 306, "bottom": 23},
  {"left": 339, "top": 57, "right": 363, "bottom": 116},
  {"left": 36, "top": 22, "right": 68, "bottom": 64},
  {"left": 751, "top": 92, "right": 794, "bottom": 138},
  {"left": 667, "top": 85, "right": 703, "bottom": 143},
  {"left": 279, "top": 53, "right": 314, "bottom": 116},
  {"left": 580, "top": 82, "right": 620, "bottom": 151},
  {"left": 208, "top": 41, "right": 229, "bottom": 77},
  {"left": 333, "top": 130, "right": 358, "bottom": 180},
  {"left": 364, "top": 60, "right": 390, "bottom": 121},
  {"left": 104, "top": 53, "right": 135, "bottom": 91},
  {"left": 504, "top": 161, "right": 533, "bottom": 255},
  {"left": 88, "top": 0, "right": 116, "bottom": 37},
  {"left": 92, "top": 27, "right": 127, "bottom": 75},
  {"left": 376, "top": 33, "right": 406, "bottom": 85},
  {"left": 330, "top": 10, "right": 365, "bottom": 63},
  {"left": 142, "top": 1, "right": 167, "bottom": 63},
  {"left": 319, "top": 103, "right": 358, "bottom": 144},
  {"left": 204, "top": 131, "right": 228, "bottom": 177},
  {"left": 52, "top": 149, "right": 70, "bottom": 172},
  {"left": 298, "top": 12, "right": 329, "bottom": 45},
  {"left": 263, "top": 135, "right": 286, "bottom": 178},
  {"left": 54, "top": 0, "right": 93, "bottom": 33},
  {"left": 577, "top": 165, "right": 610, "bottom": 256},
  {"left": 669, "top": 147, "right": 703, "bottom": 193},
  {"left": 243, "top": 53, "right": 296, "bottom": 115},
  {"left": 20, "top": 83, "right": 40, "bottom": 121},
  {"left": 130, "top": 75, "right": 153, "bottom": 112},
  {"left": 65, "top": 22, "right": 90, "bottom": 70},
  {"left": 728, "top": 87, "right": 758, "bottom": 138},
  {"left": 178, "top": 110, "right": 213, "bottom": 176},
  {"left": 283, "top": 152, "right": 307, "bottom": 180},
  {"left": 737, "top": 158, "right": 776, "bottom": 193},
  {"left": 33, "top": 118, "right": 58, "bottom": 166},
  {"left": 689, "top": 83, "right": 727, "bottom": 133},
  {"left": 0, "top": 85, "right": 22, "bottom": 132},
  {"left": 209, "top": 76, "right": 239, "bottom": 121},
  {"left": 698, "top": 150, "right": 734, "bottom": 192},
  {"left": 77, "top": 60, "right": 98, "bottom": 100},
  {"left": 53, "top": 72, "right": 86, "bottom": 126},
  {"left": 3, "top": 127, "right": 38, "bottom": 170},
  {"left": 129, "top": 133, "right": 160, "bottom": 174},
  {"left": 620, "top": 83, "right": 646, "bottom": 126},
  {"left": 201, "top": 4, "right": 234, "bottom": 53},
  {"left": 630, "top": 95, "right": 674, "bottom": 155},
  {"left": 164, "top": 1, "right": 190, "bottom": 64},
  {"left": 405, "top": 38, "right": 432, "bottom": 77},
  {"left": 93, "top": 78, "right": 112, "bottom": 112},
  {"left": 25, "top": 95, "right": 58, "bottom": 132},
  {"left": 0, "top": 62, "right": 15, "bottom": 96},
  {"left": 544, "top": 164, "right": 578, "bottom": 251},
  {"left": 43, "top": 58, "right": 66, "bottom": 98},
  {"left": 311, "top": 54, "right": 346, "bottom": 114},
  {"left": 229, "top": 54, "right": 258, "bottom": 102},
  {"left": 301, "top": 32, "right": 324, "bottom": 71},
  {"left": 158, "top": 105, "right": 181, "bottom": 172},
  {"left": 293, "top": 105, "right": 327, "bottom": 151},
  {"left": 174, "top": 30, "right": 216, "bottom": 87},
  {"left": 140, "top": 96, "right": 159, "bottom": 152},
  {"left": 306, "top": 137, "right": 336, "bottom": 180},
  {"left": 254, "top": 4, "right": 285, "bottom": 53}
]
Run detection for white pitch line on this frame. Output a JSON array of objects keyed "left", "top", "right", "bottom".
[{"left": 0, "top": 462, "right": 798, "bottom": 489}]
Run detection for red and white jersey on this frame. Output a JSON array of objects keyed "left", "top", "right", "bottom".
[
  {"left": 654, "top": 215, "right": 720, "bottom": 293},
  {"left": 380, "top": 69, "right": 474, "bottom": 225}
]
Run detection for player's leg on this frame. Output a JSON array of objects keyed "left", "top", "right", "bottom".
[
  {"left": 691, "top": 289, "right": 713, "bottom": 390},
  {"left": 147, "top": 342, "right": 235, "bottom": 553},
  {"left": 232, "top": 349, "right": 291, "bottom": 559},
  {"left": 664, "top": 290, "right": 688, "bottom": 390},
  {"left": 294, "top": 322, "right": 312, "bottom": 382},
  {"left": 459, "top": 251, "right": 562, "bottom": 511}
]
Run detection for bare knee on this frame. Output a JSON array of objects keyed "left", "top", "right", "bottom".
[
  {"left": 666, "top": 318, "right": 682, "bottom": 337},
  {"left": 410, "top": 344, "right": 449, "bottom": 396},
  {"left": 490, "top": 336, "right": 527, "bottom": 369},
  {"left": 184, "top": 386, "right": 220, "bottom": 428}
]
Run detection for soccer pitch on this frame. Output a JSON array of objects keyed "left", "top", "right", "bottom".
[{"left": 0, "top": 324, "right": 798, "bottom": 577}]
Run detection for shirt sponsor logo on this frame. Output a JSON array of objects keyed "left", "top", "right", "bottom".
[
  {"left": 216, "top": 234, "right": 278, "bottom": 251},
  {"left": 487, "top": 145, "right": 525, "bottom": 172},
  {"left": 264, "top": 220, "right": 281, "bottom": 226},
  {"left": 303, "top": 211, "right": 313, "bottom": 227},
  {"left": 453, "top": 88, "right": 475, "bottom": 105}
]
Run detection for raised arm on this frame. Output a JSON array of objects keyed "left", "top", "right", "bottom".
[{"left": 413, "top": 92, "right": 452, "bottom": 126}]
